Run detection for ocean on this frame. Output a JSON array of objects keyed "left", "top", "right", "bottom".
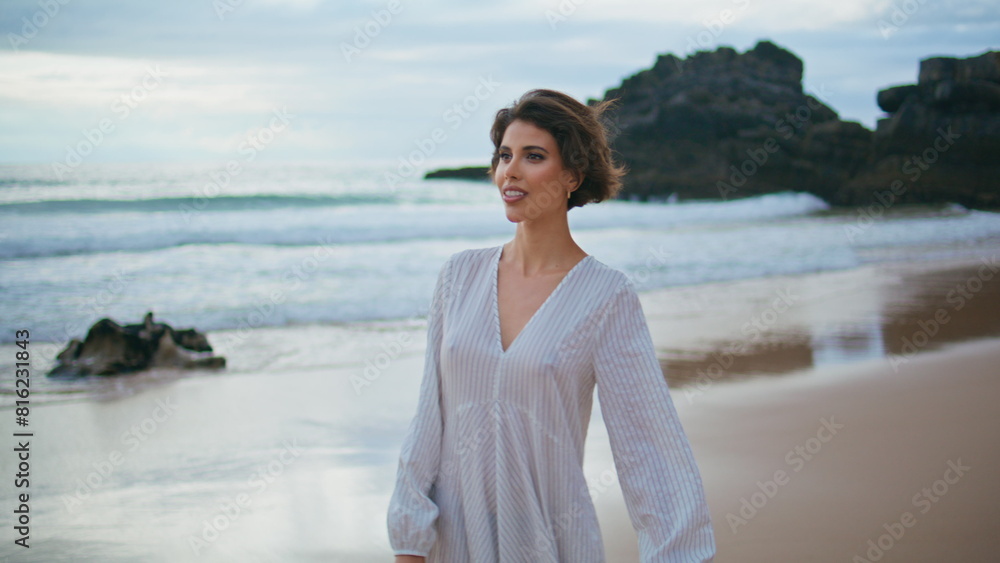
[{"left": 3, "top": 161, "right": 1000, "bottom": 348}]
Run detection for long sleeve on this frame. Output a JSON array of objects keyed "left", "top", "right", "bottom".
[
  {"left": 593, "top": 281, "right": 716, "bottom": 562},
  {"left": 386, "top": 257, "right": 452, "bottom": 557}
]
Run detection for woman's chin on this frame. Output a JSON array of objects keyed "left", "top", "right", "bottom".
[{"left": 503, "top": 207, "right": 525, "bottom": 223}]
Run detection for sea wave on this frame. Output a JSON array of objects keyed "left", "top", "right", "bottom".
[
  {"left": 0, "top": 193, "right": 398, "bottom": 215},
  {"left": 0, "top": 192, "right": 832, "bottom": 260}
]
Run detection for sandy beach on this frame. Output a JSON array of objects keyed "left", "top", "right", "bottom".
[
  {"left": 685, "top": 337, "right": 1000, "bottom": 563},
  {"left": 2, "top": 253, "right": 999, "bottom": 562}
]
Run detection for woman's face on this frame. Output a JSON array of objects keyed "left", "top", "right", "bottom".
[{"left": 494, "top": 119, "right": 578, "bottom": 224}]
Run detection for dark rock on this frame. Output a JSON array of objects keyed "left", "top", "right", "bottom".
[
  {"left": 596, "top": 41, "right": 871, "bottom": 203},
  {"left": 929, "top": 79, "right": 1000, "bottom": 110},
  {"left": 424, "top": 166, "right": 491, "bottom": 181},
  {"left": 843, "top": 50, "right": 1000, "bottom": 208},
  {"left": 48, "top": 312, "right": 225, "bottom": 378},
  {"left": 877, "top": 85, "right": 919, "bottom": 113},
  {"left": 918, "top": 54, "right": 1000, "bottom": 85},
  {"left": 173, "top": 328, "right": 213, "bottom": 352}
]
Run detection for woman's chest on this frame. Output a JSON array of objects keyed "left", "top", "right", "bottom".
[{"left": 438, "top": 275, "right": 600, "bottom": 405}]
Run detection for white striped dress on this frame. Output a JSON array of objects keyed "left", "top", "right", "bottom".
[{"left": 387, "top": 246, "right": 715, "bottom": 562}]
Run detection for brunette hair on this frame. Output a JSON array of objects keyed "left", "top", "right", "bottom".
[{"left": 489, "top": 89, "right": 626, "bottom": 209}]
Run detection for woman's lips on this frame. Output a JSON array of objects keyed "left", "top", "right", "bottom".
[{"left": 502, "top": 187, "right": 527, "bottom": 204}]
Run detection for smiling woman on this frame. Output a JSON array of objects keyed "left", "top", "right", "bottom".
[{"left": 386, "top": 89, "right": 716, "bottom": 562}]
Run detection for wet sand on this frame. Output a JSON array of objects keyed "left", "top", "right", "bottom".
[{"left": 1, "top": 254, "right": 998, "bottom": 561}]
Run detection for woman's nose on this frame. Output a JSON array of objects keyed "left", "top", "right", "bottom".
[{"left": 504, "top": 159, "right": 520, "bottom": 180}]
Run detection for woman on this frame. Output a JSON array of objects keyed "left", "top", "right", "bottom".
[{"left": 387, "top": 89, "right": 715, "bottom": 562}]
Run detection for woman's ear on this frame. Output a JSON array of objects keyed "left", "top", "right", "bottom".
[{"left": 563, "top": 169, "right": 584, "bottom": 192}]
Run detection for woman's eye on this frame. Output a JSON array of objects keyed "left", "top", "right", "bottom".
[
  {"left": 498, "top": 152, "right": 511, "bottom": 161},
  {"left": 528, "top": 153, "right": 544, "bottom": 161}
]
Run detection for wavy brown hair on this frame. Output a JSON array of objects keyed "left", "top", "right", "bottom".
[{"left": 489, "top": 89, "right": 626, "bottom": 209}]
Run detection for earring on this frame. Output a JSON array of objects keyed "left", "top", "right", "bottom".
[{"left": 567, "top": 191, "right": 571, "bottom": 199}]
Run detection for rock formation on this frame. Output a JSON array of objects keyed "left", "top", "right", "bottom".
[
  {"left": 596, "top": 40, "right": 871, "bottom": 203},
  {"left": 841, "top": 51, "right": 1000, "bottom": 208},
  {"left": 48, "top": 312, "right": 225, "bottom": 378},
  {"left": 424, "top": 166, "right": 490, "bottom": 181}
]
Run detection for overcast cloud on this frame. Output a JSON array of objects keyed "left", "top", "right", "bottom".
[{"left": 1, "top": 0, "right": 997, "bottom": 167}]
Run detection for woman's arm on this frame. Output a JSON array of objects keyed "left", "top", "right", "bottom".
[
  {"left": 592, "top": 281, "right": 716, "bottom": 562},
  {"left": 386, "top": 258, "right": 453, "bottom": 557},
  {"left": 394, "top": 556, "right": 425, "bottom": 563}
]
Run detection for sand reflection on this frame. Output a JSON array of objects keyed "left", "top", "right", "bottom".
[{"left": 658, "top": 261, "right": 1000, "bottom": 387}]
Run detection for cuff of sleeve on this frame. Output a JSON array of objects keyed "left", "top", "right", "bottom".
[{"left": 393, "top": 549, "right": 430, "bottom": 557}]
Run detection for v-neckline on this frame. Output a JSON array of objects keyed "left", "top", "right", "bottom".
[{"left": 493, "top": 245, "right": 591, "bottom": 355}]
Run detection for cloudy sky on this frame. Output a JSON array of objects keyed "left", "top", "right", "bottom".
[{"left": 1, "top": 0, "right": 997, "bottom": 168}]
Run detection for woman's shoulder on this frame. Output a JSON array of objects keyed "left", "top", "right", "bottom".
[
  {"left": 578, "top": 254, "right": 634, "bottom": 298},
  {"left": 435, "top": 246, "right": 500, "bottom": 286},
  {"left": 442, "top": 246, "right": 499, "bottom": 273},
  {"left": 448, "top": 245, "right": 498, "bottom": 265}
]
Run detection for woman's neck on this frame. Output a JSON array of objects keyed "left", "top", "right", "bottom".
[{"left": 503, "top": 215, "right": 586, "bottom": 276}]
